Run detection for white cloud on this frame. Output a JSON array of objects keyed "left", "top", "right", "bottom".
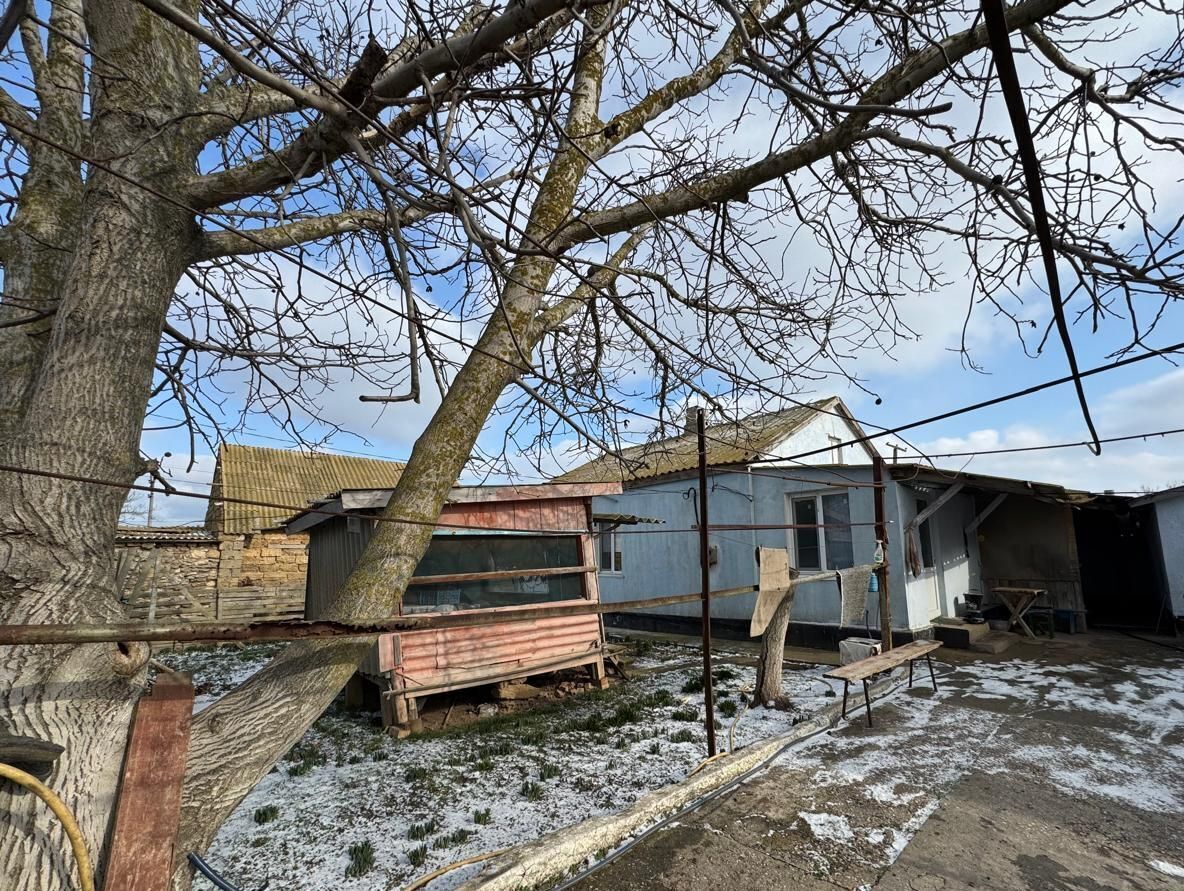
[{"left": 905, "top": 368, "right": 1184, "bottom": 493}]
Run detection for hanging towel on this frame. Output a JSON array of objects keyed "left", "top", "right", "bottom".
[
  {"left": 751, "top": 547, "right": 795, "bottom": 637},
  {"left": 837, "top": 564, "right": 875, "bottom": 628}
]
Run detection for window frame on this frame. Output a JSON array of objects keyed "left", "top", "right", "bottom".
[
  {"left": 827, "top": 435, "right": 844, "bottom": 465},
  {"left": 786, "top": 490, "right": 855, "bottom": 572},
  {"left": 594, "top": 521, "right": 624, "bottom": 575},
  {"left": 915, "top": 498, "right": 936, "bottom": 570}
]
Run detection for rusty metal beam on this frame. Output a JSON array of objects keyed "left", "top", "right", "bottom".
[{"left": 0, "top": 586, "right": 759, "bottom": 646}]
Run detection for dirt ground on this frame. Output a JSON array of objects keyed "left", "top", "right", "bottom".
[{"left": 569, "top": 631, "right": 1184, "bottom": 891}]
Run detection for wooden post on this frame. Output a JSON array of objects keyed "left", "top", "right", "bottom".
[
  {"left": 697, "top": 409, "right": 717, "bottom": 757},
  {"left": 104, "top": 673, "right": 194, "bottom": 891},
  {"left": 873, "top": 456, "right": 893, "bottom": 651}
]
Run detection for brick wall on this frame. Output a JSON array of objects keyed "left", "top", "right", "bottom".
[{"left": 236, "top": 530, "right": 309, "bottom": 589}]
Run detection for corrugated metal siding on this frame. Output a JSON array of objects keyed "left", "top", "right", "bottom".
[
  {"left": 305, "top": 516, "right": 374, "bottom": 620},
  {"left": 304, "top": 496, "right": 603, "bottom": 683}
]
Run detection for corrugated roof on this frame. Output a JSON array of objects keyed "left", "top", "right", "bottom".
[
  {"left": 211, "top": 443, "right": 405, "bottom": 533},
  {"left": 115, "top": 526, "right": 217, "bottom": 543},
  {"left": 554, "top": 398, "right": 841, "bottom": 484}
]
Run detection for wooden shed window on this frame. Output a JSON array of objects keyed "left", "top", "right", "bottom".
[{"left": 404, "top": 534, "right": 586, "bottom": 613}]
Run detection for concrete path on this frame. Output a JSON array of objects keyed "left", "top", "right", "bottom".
[{"left": 571, "top": 633, "right": 1184, "bottom": 891}]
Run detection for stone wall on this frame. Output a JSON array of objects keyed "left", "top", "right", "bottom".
[{"left": 115, "top": 529, "right": 308, "bottom": 622}]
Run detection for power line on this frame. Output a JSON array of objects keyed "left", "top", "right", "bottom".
[
  {"left": 756, "top": 339, "right": 1184, "bottom": 466},
  {"left": 0, "top": 461, "right": 880, "bottom": 536},
  {"left": 891, "top": 425, "right": 1184, "bottom": 462},
  {"left": 982, "top": 0, "right": 1099, "bottom": 454}
]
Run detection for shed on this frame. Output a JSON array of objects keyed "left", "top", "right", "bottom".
[{"left": 289, "top": 482, "right": 622, "bottom": 732}]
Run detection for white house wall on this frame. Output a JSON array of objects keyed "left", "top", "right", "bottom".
[{"left": 761, "top": 412, "right": 876, "bottom": 466}]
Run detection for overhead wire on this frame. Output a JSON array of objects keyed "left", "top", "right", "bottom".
[{"left": 981, "top": 0, "right": 1100, "bottom": 454}]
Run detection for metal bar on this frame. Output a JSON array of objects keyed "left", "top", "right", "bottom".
[
  {"left": 908, "top": 657, "right": 914, "bottom": 689},
  {"left": 862, "top": 679, "right": 873, "bottom": 727},
  {"left": 697, "top": 408, "right": 717, "bottom": 758},
  {"left": 926, "top": 653, "right": 938, "bottom": 691},
  {"left": 407, "top": 565, "right": 596, "bottom": 586},
  {"left": 841, "top": 681, "right": 849, "bottom": 719},
  {"left": 0, "top": 585, "right": 761, "bottom": 646},
  {"left": 873, "top": 456, "right": 893, "bottom": 651}
]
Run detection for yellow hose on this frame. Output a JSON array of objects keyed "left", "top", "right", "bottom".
[
  {"left": 403, "top": 846, "right": 511, "bottom": 891},
  {"left": 0, "top": 762, "right": 94, "bottom": 891}
]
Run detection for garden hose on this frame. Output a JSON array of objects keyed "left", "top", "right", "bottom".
[{"left": 0, "top": 762, "right": 94, "bottom": 891}]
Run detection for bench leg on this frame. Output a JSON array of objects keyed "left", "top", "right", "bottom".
[
  {"left": 908, "top": 658, "right": 914, "bottom": 689},
  {"left": 926, "top": 653, "right": 938, "bottom": 692},
  {"left": 841, "top": 681, "right": 849, "bottom": 720},
  {"left": 862, "top": 679, "right": 873, "bottom": 727}
]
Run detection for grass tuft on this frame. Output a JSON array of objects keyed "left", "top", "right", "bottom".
[
  {"left": 520, "top": 780, "right": 545, "bottom": 801},
  {"left": 670, "top": 706, "right": 699, "bottom": 722},
  {"left": 345, "top": 840, "right": 375, "bottom": 879},
  {"left": 407, "top": 844, "right": 429, "bottom": 868},
  {"left": 253, "top": 805, "right": 279, "bottom": 825},
  {"left": 473, "top": 808, "right": 493, "bottom": 825},
  {"left": 408, "top": 817, "right": 441, "bottom": 841},
  {"left": 669, "top": 728, "right": 697, "bottom": 743},
  {"left": 717, "top": 699, "right": 739, "bottom": 718},
  {"left": 433, "top": 828, "right": 474, "bottom": 850},
  {"left": 680, "top": 675, "right": 705, "bottom": 694}
]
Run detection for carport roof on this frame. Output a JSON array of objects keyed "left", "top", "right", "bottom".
[{"left": 887, "top": 463, "right": 1099, "bottom": 504}]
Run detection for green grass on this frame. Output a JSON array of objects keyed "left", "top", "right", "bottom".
[
  {"left": 253, "top": 805, "right": 279, "bottom": 825},
  {"left": 345, "top": 840, "right": 375, "bottom": 879},
  {"left": 670, "top": 706, "right": 699, "bottom": 722},
  {"left": 407, "top": 844, "right": 429, "bottom": 868},
  {"left": 648, "top": 741, "right": 662, "bottom": 755},
  {"left": 408, "top": 817, "right": 442, "bottom": 841},
  {"left": 681, "top": 675, "right": 706, "bottom": 694},
  {"left": 404, "top": 765, "right": 430, "bottom": 782},
  {"left": 433, "top": 828, "right": 474, "bottom": 849},
  {"left": 539, "top": 762, "right": 561, "bottom": 780},
  {"left": 284, "top": 743, "right": 326, "bottom": 777},
  {"left": 520, "top": 780, "right": 545, "bottom": 801},
  {"left": 713, "top": 666, "right": 739, "bottom": 683},
  {"left": 473, "top": 808, "right": 493, "bottom": 825},
  {"left": 717, "top": 699, "right": 739, "bottom": 718},
  {"left": 670, "top": 728, "right": 697, "bottom": 743},
  {"left": 474, "top": 756, "right": 495, "bottom": 772}
]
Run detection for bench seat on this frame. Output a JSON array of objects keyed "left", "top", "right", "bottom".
[{"left": 824, "top": 639, "right": 943, "bottom": 726}]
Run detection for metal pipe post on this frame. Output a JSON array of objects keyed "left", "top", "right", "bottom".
[
  {"left": 873, "top": 456, "right": 893, "bottom": 650},
  {"left": 697, "top": 409, "right": 717, "bottom": 756}
]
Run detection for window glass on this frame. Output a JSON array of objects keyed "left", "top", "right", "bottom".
[
  {"left": 404, "top": 534, "right": 585, "bottom": 612},
  {"left": 916, "top": 499, "right": 935, "bottom": 568},
  {"left": 596, "top": 522, "right": 622, "bottom": 572},
  {"left": 792, "top": 497, "right": 821, "bottom": 571},
  {"left": 822, "top": 493, "right": 854, "bottom": 569}
]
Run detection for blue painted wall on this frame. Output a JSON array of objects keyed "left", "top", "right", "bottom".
[{"left": 594, "top": 464, "right": 922, "bottom": 631}]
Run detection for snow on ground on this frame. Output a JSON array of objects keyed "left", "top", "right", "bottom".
[
  {"left": 761, "top": 654, "right": 1184, "bottom": 877},
  {"left": 160, "top": 641, "right": 835, "bottom": 891}
]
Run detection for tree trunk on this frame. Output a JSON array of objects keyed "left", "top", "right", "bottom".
[
  {"left": 753, "top": 591, "right": 795, "bottom": 708},
  {"left": 0, "top": 2, "right": 202, "bottom": 884}
]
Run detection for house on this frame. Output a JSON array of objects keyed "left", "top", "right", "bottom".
[
  {"left": 1131, "top": 484, "right": 1184, "bottom": 628},
  {"left": 115, "top": 443, "right": 406, "bottom": 622},
  {"left": 290, "top": 482, "right": 621, "bottom": 732},
  {"left": 555, "top": 400, "right": 1143, "bottom": 645}
]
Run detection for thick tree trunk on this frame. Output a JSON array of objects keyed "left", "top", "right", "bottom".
[{"left": 0, "top": 1, "right": 202, "bottom": 885}]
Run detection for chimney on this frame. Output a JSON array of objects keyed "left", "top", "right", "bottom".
[{"left": 684, "top": 406, "right": 704, "bottom": 434}]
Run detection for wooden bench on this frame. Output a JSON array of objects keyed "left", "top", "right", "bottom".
[{"left": 824, "top": 640, "right": 943, "bottom": 727}]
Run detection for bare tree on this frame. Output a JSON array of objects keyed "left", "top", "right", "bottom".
[{"left": 0, "top": 0, "right": 1181, "bottom": 888}]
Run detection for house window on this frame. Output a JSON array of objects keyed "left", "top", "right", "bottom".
[
  {"left": 828, "top": 435, "right": 844, "bottom": 464},
  {"left": 916, "top": 498, "right": 935, "bottom": 569},
  {"left": 595, "top": 522, "right": 623, "bottom": 573},
  {"left": 790, "top": 493, "right": 854, "bottom": 571}
]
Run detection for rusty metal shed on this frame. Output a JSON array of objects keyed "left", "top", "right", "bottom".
[{"left": 288, "top": 482, "right": 621, "bottom": 731}]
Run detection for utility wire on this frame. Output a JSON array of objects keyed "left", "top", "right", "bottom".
[
  {"left": 981, "top": 0, "right": 1100, "bottom": 454},
  {"left": 754, "top": 339, "right": 1184, "bottom": 466},
  {"left": 889, "top": 425, "right": 1184, "bottom": 462}
]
